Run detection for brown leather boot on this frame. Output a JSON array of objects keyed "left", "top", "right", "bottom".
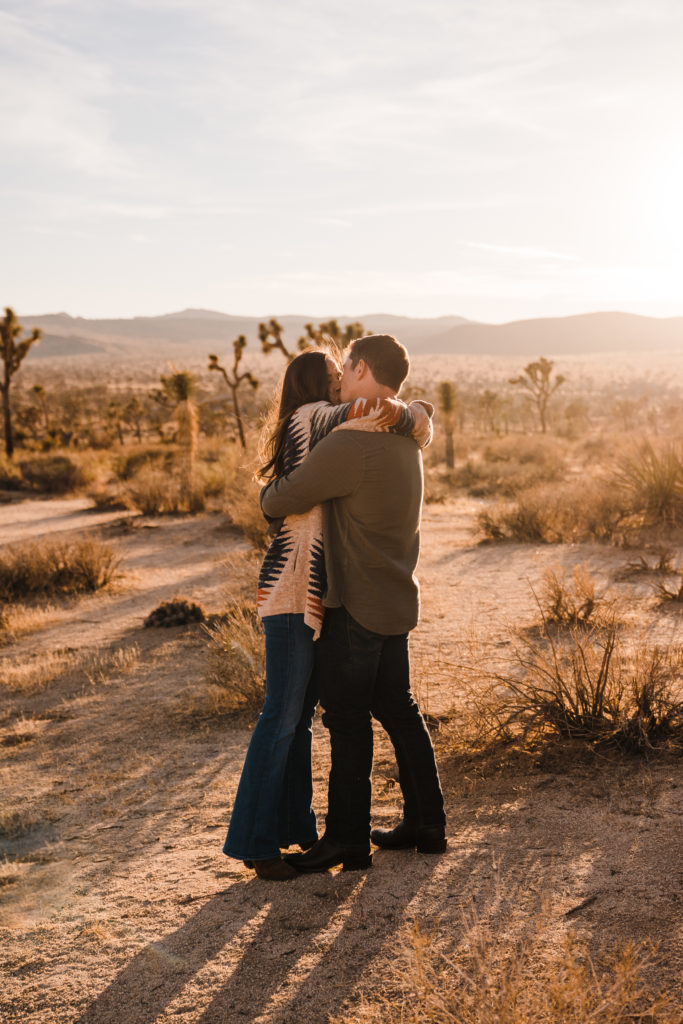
[{"left": 252, "top": 856, "right": 298, "bottom": 881}]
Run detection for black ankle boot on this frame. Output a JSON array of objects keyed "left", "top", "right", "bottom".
[
  {"left": 284, "top": 835, "right": 372, "bottom": 873},
  {"left": 370, "top": 820, "right": 447, "bottom": 854}
]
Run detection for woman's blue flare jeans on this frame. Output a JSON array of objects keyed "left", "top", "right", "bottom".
[{"left": 223, "top": 614, "right": 318, "bottom": 861}]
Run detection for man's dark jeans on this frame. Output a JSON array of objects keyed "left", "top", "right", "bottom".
[{"left": 317, "top": 605, "right": 445, "bottom": 849}]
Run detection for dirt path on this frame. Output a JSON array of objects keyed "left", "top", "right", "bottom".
[{"left": 1, "top": 498, "right": 681, "bottom": 1023}]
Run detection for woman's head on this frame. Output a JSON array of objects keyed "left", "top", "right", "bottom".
[
  {"left": 278, "top": 350, "right": 340, "bottom": 417},
  {"left": 260, "top": 349, "right": 341, "bottom": 480}
]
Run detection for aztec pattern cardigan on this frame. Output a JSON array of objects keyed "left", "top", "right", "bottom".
[{"left": 257, "top": 397, "right": 432, "bottom": 638}]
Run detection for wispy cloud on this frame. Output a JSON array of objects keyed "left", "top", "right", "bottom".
[
  {"left": 0, "top": 11, "right": 128, "bottom": 177},
  {"left": 463, "top": 242, "right": 578, "bottom": 262}
]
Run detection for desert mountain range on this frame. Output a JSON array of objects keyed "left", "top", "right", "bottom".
[{"left": 22, "top": 309, "right": 683, "bottom": 360}]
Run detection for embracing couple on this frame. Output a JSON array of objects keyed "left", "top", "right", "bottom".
[{"left": 223, "top": 334, "right": 446, "bottom": 880}]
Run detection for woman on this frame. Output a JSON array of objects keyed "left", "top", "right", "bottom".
[{"left": 223, "top": 349, "right": 431, "bottom": 880}]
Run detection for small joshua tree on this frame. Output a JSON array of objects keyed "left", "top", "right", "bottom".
[
  {"left": 437, "top": 381, "right": 456, "bottom": 469},
  {"left": 509, "top": 356, "right": 565, "bottom": 434},
  {"left": 1, "top": 308, "right": 41, "bottom": 457},
  {"left": 258, "top": 319, "right": 295, "bottom": 362},
  {"left": 157, "top": 369, "right": 200, "bottom": 508},
  {"left": 208, "top": 336, "right": 259, "bottom": 449}
]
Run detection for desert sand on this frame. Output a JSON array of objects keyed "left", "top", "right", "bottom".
[{"left": 1, "top": 497, "right": 681, "bottom": 1023}]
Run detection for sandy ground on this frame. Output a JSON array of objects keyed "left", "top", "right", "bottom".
[{"left": 1, "top": 497, "right": 682, "bottom": 1023}]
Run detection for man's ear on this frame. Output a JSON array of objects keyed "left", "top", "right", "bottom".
[{"left": 354, "top": 358, "right": 368, "bottom": 379}]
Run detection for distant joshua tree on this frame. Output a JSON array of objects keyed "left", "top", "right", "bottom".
[
  {"left": 298, "top": 319, "right": 365, "bottom": 360},
  {"left": 208, "top": 336, "right": 259, "bottom": 449},
  {"left": 437, "top": 381, "right": 456, "bottom": 468},
  {"left": 509, "top": 357, "right": 565, "bottom": 434},
  {"left": 1, "top": 307, "right": 41, "bottom": 457},
  {"left": 156, "top": 369, "right": 200, "bottom": 508},
  {"left": 258, "top": 319, "right": 295, "bottom": 362}
]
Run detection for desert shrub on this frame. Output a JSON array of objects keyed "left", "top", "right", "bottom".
[
  {"left": 480, "top": 623, "right": 683, "bottom": 753},
  {"left": 223, "top": 474, "right": 269, "bottom": 549},
  {"left": 616, "top": 441, "right": 683, "bottom": 524},
  {"left": 483, "top": 434, "right": 564, "bottom": 467},
  {"left": 540, "top": 564, "right": 600, "bottom": 626},
  {"left": 347, "top": 917, "right": 678, "bottom": 1024},
  {"left": 203, "top": 600, "right": 265, "bottom": 714},
  {"left": 123, "top": 451, "right": 239, "bottom": 515},
  {"left": 0, "top": 454, "right": 22, "bottom": 490},
  {"left": 16, "top": 453, "right": 94, "bottom": 494},
  {"left": 655, "top": 574, "right": 683, "bottom": 603},
  {"left": 124, "top": 466, "right": 183, "bottom": 514},
  {"left": 478, "top": 479, "right": 631, "bottom": 543},
  {"left": 0, "top": 536, "right": 121, "bottom": 602},
  {"left": 144, "top": 598, "right": 206, "bottom": 627},
  {"left": 114, "top": 446, "right": 168, "bottom": 480},
  {"left": 615, "top": 549, "right": 675, "bottom": 579}
]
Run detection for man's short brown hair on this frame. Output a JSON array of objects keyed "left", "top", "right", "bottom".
[{"left": 348, "top": 334, "right": 410, "bottom": 392}]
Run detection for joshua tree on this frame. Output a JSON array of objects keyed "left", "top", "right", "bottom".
[
  {"left": 478, "top": 389, "right": 502, "bottom": 434},
  {"left": 298, "top": 319, "right": 365, "bottom": 359},
  {"left": 258, "top": 319, "right": 295, "bottom": 362},
  {"left": 437, "top": 381, "right": 456, "bottom": 468},
  {"left": 157, "top": 369, "right": 200, "bottom": 508},
  {"left": 509, "top": 356, "right": 565, "bottom": 434},
  {"left": 1, "top": 307, "right": 41, "bottom": 457},
  {"left": 208, "top": 335, "right": 259, "bottom": 449},
  {"left": 123, "top": 395, "right": 145, "bottom": 443},
  {"left": 32, "top": 384, "right": 51, "bottom": 435}
]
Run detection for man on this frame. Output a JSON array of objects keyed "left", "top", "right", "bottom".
[{"left": 261, "top": 334, "right": 446, "bottom": 872}]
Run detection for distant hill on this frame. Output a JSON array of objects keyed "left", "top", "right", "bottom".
[
  {"left": 428, "top": 311, "right": 683, "bottom": 356},
  {"left": 20, "top": 309, "right": 683, "bottom": 360},
  {"left": 22, "top": 311, "right": 472, "bottom": 359},
  {"left": 30, "top": 333, "right": 108, "bottom": 358}
]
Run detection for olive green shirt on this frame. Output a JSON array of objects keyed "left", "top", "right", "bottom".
[{"left": 261, "top": 431, "right": 423, "bottom": 635}]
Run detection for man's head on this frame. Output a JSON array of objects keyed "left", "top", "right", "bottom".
[{"left": 340, "top": 334, "right": 410, "bottom": 403}]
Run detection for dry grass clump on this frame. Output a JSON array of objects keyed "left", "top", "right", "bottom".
[
  {"left": 202, "top": 599, "right": 265, "bottom": 715},
  {"left": 615, "top": 550, "right": 675, "bottom": 579},
  {"left": 425, "top": 435, "right": 566, "bottom": 501},
  {"left": 479, "top": 623, "right": 683, "bottom": 753},
  {"left": 113, "top": 446, "right": 168, "bottom": 480},
  {"left": 0, "top": 536, "right": 120, "bottom": 602},
  {"left": 348, "top": 917, "right": 677, "bottom": 1024},
  {"left": 0, "top": 806, "right": 41, "bottom": 840},
  {"left": 0, "top": 643, "right": 139, "bottom": 694},
  {"left": 144, "top": 597, "right": 206, "bottom": 627},
  {"left": 121, "top": 452, "right": 241, "bottom": 515},
  {"left": 540, "top": 565, "right": 602, "bottom": 626},
  {"left": 478, "top": 479, "right": 630, "bottom": 543},
  {"left": 124, "top": 466, "right": 187, "bottom": 514},
  {"left": 654, "top": 574, "right": 683, "bottom": 603},
  {"left": 15, "top": 453, "right": 99, "bottom": 494},
  {"left": 615, "top": 441, "right": 683, "bottom": 525},
  {"left": 223, "top": 474, "right": 269, "bottom": 549}
]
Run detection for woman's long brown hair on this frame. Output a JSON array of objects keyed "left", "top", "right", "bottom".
[{"left": 259, "top": 350, "right": 335, "bottom": 481}]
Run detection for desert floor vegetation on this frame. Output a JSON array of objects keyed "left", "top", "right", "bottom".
[
  {"left": 0, "top": 355, "right": 681, "bottom": 1021},
  {"left": 1, "top": 481, "right": 681, "bottom": 1023}
]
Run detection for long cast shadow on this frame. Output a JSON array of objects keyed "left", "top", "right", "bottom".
[{"left": 74, "top": 847, "right": 466, "bottom": 1024}]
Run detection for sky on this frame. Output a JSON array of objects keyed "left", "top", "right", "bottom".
[{"left": 2, "top": 0, "right": 683, "bottom": 323}]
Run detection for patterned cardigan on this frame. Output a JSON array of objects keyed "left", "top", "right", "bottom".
[{"left": 257, "top": 397, "right": 432, "bottom": 639}]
